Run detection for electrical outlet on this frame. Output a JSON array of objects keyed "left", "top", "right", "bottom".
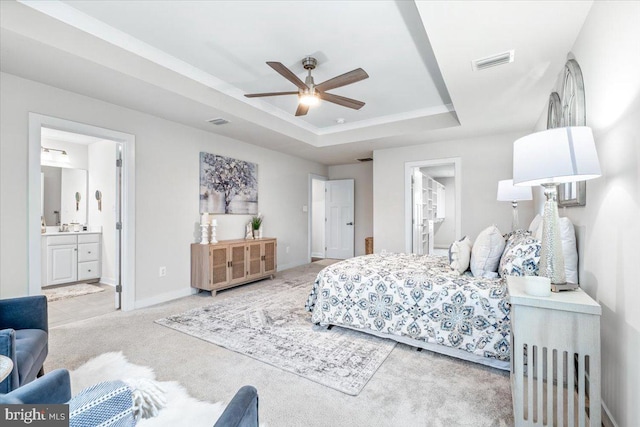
[
  {"left": 159, "top": 266, "right": 166, "bottom": 277},
  {"left": 286, "top": 246, "right": 290, "bottom": 254}
]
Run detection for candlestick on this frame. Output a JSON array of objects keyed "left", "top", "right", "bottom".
[
  {"left": 210, "top": 221, "right": 218, "bottom": 244},
  {"left": 200, "top": 213, "right": 210, "bottom": 225},
  {"left": 200, "top": 224, "right": 210, "bottom": 245}
]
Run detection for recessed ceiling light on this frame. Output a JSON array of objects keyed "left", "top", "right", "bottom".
[
  {"left": 336, "top": 118, "right": 346, "bottom": 124},
  {"left": 471, "top": 50, "right": 515, "bottom": 71}
]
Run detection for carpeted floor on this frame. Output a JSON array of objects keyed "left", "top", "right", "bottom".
[{"left": 45, "top": 262, "right": 513, "bottom": 427}]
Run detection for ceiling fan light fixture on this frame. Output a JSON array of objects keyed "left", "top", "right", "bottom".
[{"left": 299, "top": 93, "right": 319, "bottom": 107}]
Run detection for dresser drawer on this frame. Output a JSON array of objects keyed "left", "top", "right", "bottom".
[
  {"left": 78, "top": 243, "right": 99, "bottom": 262},
  {"left": 78, "top": 261, "right": 100, "bottom": 280},
  {"left": 47, "top": 235, "right": 77, "bottom": 246},
  {"left": 78, "top": 233, "right": 100, "bottom": 244}
]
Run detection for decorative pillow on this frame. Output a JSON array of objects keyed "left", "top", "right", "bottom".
[
  {"left": 499, "top": 231, "right": 541, "bottom": 278},
  {"left": 448, "top": 236, "right": 473, "bottom": 275},
  {"left": 470, "top": 225, "right": 506, "bottom": 278},
  {"left": 533, "top": 217, "right": 579, "bottom": 283}
]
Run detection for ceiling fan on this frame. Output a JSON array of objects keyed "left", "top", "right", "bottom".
[{"left": 244, "top": 56, "right": 369, "bottom": 116}]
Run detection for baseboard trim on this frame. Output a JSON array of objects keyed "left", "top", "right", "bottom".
[
  {"left": 99, "top": 278, "right": 117, "bottom": 286},
  {"left": 134, "top": 287, "right": 193, "bottom": 310},
  {"left": 601, "top": 401, "right": 618, "bottom": 427},
  {"left": 311, "top": 252, "right": 324, "bottom": 258}
]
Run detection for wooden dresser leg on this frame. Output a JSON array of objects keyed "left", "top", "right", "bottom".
[{"left": 211, "top": 290, "right": 217, "bottom": 297}]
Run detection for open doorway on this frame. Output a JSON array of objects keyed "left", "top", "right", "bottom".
[
  {"left": 308, "top": 174, "right": 355, "bottom": 262},
  {"left": 405, "top": 158, "right": 461, "bottom": 255},
  {"left": 28, "top": 114, "right": 136, "bottom": 313},
  {"left": 39, "top": 128, "right": 120, "bottom": 319}
]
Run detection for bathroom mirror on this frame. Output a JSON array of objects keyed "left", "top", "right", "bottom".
[{"left": 41, "top": 166, "right": 88, "bottom": 226}]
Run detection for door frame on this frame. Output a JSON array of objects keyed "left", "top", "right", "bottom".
[
  {"left": 28, "top": 113, "right": 136, "bottom": 311},
  {"left": 404, "top": 157, "right": 461, "bottom": 254},
  {"left": 307, "top": 173, "right": 327, "bottom": 262}
]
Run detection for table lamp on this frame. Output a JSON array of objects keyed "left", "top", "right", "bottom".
[
  {"left": 513, "top": 126, "right": 601, "bottom": 285},
  {"left": 497, "top": 179, "right": 532, "bottom": 231}
]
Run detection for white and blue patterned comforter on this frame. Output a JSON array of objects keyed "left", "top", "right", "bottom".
[{"left": 305, "top": 253, "right": 511, "bottom": 363}]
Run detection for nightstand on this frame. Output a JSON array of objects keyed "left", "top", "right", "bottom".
[{"left": 507, "top": 276, "right": 601, "bottom": 426}]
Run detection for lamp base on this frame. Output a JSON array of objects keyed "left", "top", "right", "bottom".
[
  {"left": 511, "top": 201, "right": 520, "bottom": 231},
  {"left": 539, "top": 184, "right": 566, "bottom": 285}
]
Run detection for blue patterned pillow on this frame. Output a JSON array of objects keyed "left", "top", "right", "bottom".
[{"left": 499, "top": 231, "right": 541, "bottom": 278}]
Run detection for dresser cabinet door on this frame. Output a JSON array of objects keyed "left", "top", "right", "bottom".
[
  {"left": 210, "top": 245, "right": 230, "bottom": 287},
  {"left": 228, "top": 243, "right": 247, "bottom": 285},
  {"left": 263, "top": 240, "right": 277, "bottom": 275},
  {"left": 47, "top": 244, "right": 78, "bottom": 285},
  {"left": 246, "top": 242, "right": 263, "bottom": 280}
]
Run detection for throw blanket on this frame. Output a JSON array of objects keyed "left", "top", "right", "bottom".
[{"left": 306, "top": 253, "right": 511, "bottom": 362}]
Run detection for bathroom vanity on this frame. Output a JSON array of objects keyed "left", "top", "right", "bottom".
[{"left": 41, "top": 231, "right": 101, "bottom": 286}]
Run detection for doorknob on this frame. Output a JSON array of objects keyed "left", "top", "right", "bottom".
[{"left": 346, "top": 222, "right": 353, "bottom": 225}]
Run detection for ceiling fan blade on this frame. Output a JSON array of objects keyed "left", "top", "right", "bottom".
[
  {"left": 317, "top": 92, "right": 365, "bottom": 110},
  {"left": 244, "top": 91, "right": 298, "bottom": 98},
  {"left": 315, "top": 68, "right": 369, "bottom": 92},
  {"left": 295, "top": 104, "right": 309, "bottom": 116},
  {"left": 267, "top": 62, "right": 308, "bottom": 91}
]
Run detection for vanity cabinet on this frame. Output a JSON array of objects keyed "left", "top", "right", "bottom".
[
  {"left": 191, "top": 238, "right": 277, "bottom": 296},
  {"left": 42, "top": 233, "right": 101, "bottom": 286}
]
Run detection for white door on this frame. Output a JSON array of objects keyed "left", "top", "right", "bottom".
[{"left": 325, "top": 179, "right": 354, "bottom": 259}]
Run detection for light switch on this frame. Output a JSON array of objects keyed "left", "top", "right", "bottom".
[{"left": 302, "top": 205, "right": 308, "bottom": 212}]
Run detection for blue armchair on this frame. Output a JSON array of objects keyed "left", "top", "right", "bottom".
[
  {"left": 0, "top": 295, "right": 49, "bottom": 393},
  {"left": 214, "top": 385, "right": 259, "bottom": 427}
]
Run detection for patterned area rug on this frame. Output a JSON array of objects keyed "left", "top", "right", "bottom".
[
  {"left": 44, "top": 283, "right": 105, "bottom": 301},
  {"left": 156, "top": 272, "right": 396, "bottom": 396}
]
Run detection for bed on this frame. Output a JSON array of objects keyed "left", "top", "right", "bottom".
[{"left": 305, "top": 252, "right": 511, "bottom": 370}]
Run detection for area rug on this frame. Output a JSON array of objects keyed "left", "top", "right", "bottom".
[
  {"left": 70, "top": 352, "right": 228, "bottom": 427},
  {"left": 44, "top": 283, "right": 104, "bottom": 301},
  {"left": 156, "top": 272, "right": 396, "bottom": 396}
]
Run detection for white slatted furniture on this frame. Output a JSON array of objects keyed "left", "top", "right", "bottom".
[{"left": 508, "top": 276, "right": 601, "bottom": 426}]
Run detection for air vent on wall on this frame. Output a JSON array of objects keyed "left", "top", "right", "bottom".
[
  {"left": 357, "top": 157, "right": 373, "bottom": 162},
  {"left": 472, "top": 50, "right": 515, "bottom": 71},
  {"left": 207, "top": 117, "right": 230, "bottom": 126}
]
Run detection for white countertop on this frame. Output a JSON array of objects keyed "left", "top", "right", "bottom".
[{"left": 42, "top": 231, "right": 102, "bottom": 236}]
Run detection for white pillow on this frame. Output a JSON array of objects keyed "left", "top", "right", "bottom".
[
  {"left": 533, "top": 216, "right": 578, "bottom": 284},
  {"left": 470, "top": 225, "right": 506, "bottom": 278},
  {"left": 449, "top": 236, "right": 473, "bottom": 275},
  {"left": 529, "top": 214, "right": 542, "bottom": 234}
]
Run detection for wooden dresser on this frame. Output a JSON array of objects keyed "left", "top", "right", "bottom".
[{"left": 191, "top": 238, "right": 277, "bottom": 296}]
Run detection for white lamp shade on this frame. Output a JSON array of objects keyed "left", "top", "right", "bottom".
[
  {"left": 497, "top": 179, "right": 532, "bottom": 201},
  {"left": 513, "top": 127, "right": 601, "bottom": 186}
]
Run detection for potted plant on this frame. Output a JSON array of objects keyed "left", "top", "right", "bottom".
[{"left": 251, "top": 215, "right": 263, "bottom": 239}]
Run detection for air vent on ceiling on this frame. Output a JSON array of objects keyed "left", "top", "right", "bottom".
[
  {"left": 207, "top": 117, "right": 230, "bottom": 126},
  {"left": 472, "top": 50, "right": 515, "bottom": 71},
  {"left": 357, "top": 157, "right": 373, "bottom": 162}
]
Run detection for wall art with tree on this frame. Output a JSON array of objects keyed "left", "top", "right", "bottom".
[{"left": 199, "top": 152, "right": 258, "bottom": 214}]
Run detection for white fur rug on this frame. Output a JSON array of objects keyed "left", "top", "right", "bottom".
[{"left": 70, "top": 352, "right": 227, "bottom": 427}]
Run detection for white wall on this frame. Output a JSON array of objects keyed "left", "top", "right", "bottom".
[
  {"left": 60, "top": 168, "right": 88, "bottom": 225},
  {"left": 0, "top": 72, "right": 327, "bottom": 303},
  {"left": 373, "top": 132, "right": 534, "bottom": 253},
  {"left": 536, "top": 3, "right": 639, "bottom": 425},
  {"left": 328, "top": 162, "right": 373, "bottom": 256},
  {"left": 434, "top": 176, "right": 455, "bottom": 248},
  {"left": 311, "top": 179, "right": 325, "bottom": 258},
  {"left": 87, "top": 140, "right": 117, "bottom": 286}
]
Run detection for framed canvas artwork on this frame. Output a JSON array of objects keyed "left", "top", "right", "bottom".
[{"left": 199, "top": 152, "right": 258, "bottom": 214}]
